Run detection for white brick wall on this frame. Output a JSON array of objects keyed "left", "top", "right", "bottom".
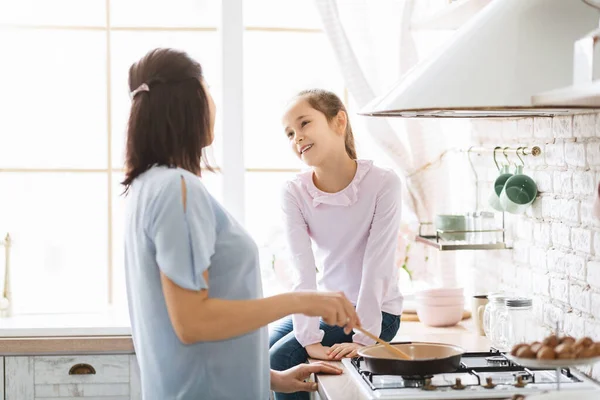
[
  {"left": 553, "top": 171, "right": 573, "bottom": 194},
  {"left": 533, "top": 222, "right": 552, "bottom": 248},
  {"left": 468, "top": 113, "right": 600, "bottom": 376},
  {"left": 573, "top": 171, "right": 595, "bottom": 195},
  {"left": 553, "top": 116, "right": 573, "bottom": 138},
  {"left": 574, "top": 114, "right": 596, "bottom": 138},
  {"left": 545, "top": 142, "right": 566, "bottom": 168},
  {"left": 550, "top": 277, "right": 569, "bottom": 302},
  {"left": 571, "top": 229, "right": 592, "bottom": 254},
  {"left": 587, "top": 142, "right": 600, "bottom": 168},
  {"left": 565, "top": 252, "right": 587, "bottom": 279},
  {"left": 551, "top": 223, "right": 571, "bottom": 247},
  {"left": 547, "top": 249, "right": 567, "bottom": 274},
  {"left": 534, "top": 117, "right": 553, "bottom": 139},
  {"left": 565, "top": 141, "right": 587, "bottom": 168}
]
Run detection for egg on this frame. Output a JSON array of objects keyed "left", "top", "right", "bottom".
[
  {"left": 530, "top": 342, "right": 543, "bottom": 353},
  {"left": 536, "top": 346, "right": 556, "bottom": 360},
  {"left": 560, "top": 336, "right": 576, "bottom": 346},
  {"left": 578, "top": 345, "right": 596, "bottom": 359},
  {"left": 543, "top": 335, "right": 559, "bottom": 348},
  {"left": 574, "top": 337, "right": 594, "bottom": 348},
  {"left": 511, "top": 343, "right": 529, "bottom": 356},
  {"left": 516, "top": 346, "right": 536, "bottom": 359}
]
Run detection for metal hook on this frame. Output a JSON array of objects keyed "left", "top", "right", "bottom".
[
  {"left": 516, "top": 147, "right": 526, "bottom": 166},
  {"left": 493, "top": 146, "right": 501, "bottom": 171},
  {"left": 503, "top": 147, "right": 511, "bottom": 166}
]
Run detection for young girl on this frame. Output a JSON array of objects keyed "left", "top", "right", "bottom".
[{"left": 269, "top": 89, "right": 404, "bottom": 400}]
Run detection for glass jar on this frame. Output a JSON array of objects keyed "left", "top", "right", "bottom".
[
  {"left": 465, "top": 212, "right": 475, "bottom": 243},
  {"left": 498, "top": 297, "right": 534, "bottom": 349},
  {"left": 483, "top": 293, "right": 509, "bottom": 348},
  {"left": 480, "top": 211, "right": 496, "bottom": 244},
  {"left": 472, "top": 212, "right": 482, "bottom": 244}
]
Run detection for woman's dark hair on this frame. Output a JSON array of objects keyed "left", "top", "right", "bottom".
[
  {"left": 121, "top": 48, "right": 213, "bottom": 192},
  {"left": 297, "top": 89, "right": 357, "bottom": 160}
]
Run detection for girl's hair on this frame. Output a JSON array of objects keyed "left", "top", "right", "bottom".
[
  {"left": 121, "top": 48, "right": 213, "bottom": 192},
  {"left": 297, "top": 89, "right": 357, "bottom": 160}
]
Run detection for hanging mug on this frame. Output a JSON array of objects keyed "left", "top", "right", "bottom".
[
  {"left": 499, "top": 165, "right": 538, "bottom": 214},
  {"left": 489, "top": 164, "right": 512, "bottom": 212}
]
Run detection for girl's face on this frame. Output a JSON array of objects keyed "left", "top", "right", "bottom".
[
  {"left": 201, "top": 79, "right": 216, "bottom": 146},
  {"left": 282, "top": 98, "right": 346, "bottom": 167}
]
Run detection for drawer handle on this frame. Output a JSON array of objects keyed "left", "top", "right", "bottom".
[{"left": 68, "top": 363, "right": 96, "bottom": 375}]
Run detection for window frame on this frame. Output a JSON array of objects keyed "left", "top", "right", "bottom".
[{"left": 1, "top": 0, "right": 347, "bottom": 310}]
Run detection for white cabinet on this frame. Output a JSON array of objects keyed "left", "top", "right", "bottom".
[
  {"left": 0, "top": 356, "right": 4, "bottom": 399},
  {"left": 5, "top": 354, "right": 140, "bottom": 399}
]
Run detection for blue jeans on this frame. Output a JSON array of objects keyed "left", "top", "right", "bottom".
[{"left": 269, "top": 312, "right": 400, "bottom": 400}]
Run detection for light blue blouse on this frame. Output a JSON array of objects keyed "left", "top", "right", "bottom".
[{"left": 124, "top": 165, "right": 269, "bottom": 399}]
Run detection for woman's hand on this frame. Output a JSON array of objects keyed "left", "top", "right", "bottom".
[
  {"left": 295, "top": 291, "right": 360, "bottom": 334},
  {"left": 327, "top": 342, "right": 364, "bottom": 360},
  {"left": 305, "top": 343, "right": 333, "bottom": 360},
  {"left": 270, "top": 362, "right": 343, "bottom": 393}
]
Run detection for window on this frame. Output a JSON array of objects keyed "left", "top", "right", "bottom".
[{"left": 0, "top": 0, "right": 351, "bottom": 314}]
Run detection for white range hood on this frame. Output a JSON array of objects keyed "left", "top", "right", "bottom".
[{"left": 361, "top": 0, "right": 600, "bottom": 118}]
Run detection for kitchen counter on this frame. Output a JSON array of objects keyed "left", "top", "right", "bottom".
[
  {"left": 0, "top": 311, "right": 134, "bottom": 355},
  {"left": 0, "top": 310, "right": 131, "bottom": 337},
  {"left": 313, "top": 319, "right": 491, "bottom": 400}
]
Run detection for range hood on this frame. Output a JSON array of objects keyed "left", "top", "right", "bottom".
[{"left": 361, "top": 0, "right": 600, "bottom": 118}]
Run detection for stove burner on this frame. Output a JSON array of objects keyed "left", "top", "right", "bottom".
[
  {"left": 513, "top": 371, "right": 533, "bottom": 382},
  {"left": 486, "top": 355, "right": 510, "bottom": 366},
  {"left": 400, "top": 374, "right": 432, "bottom": 387},
  {"left": 398, "top": 378, "right": 425, "bottom": 388}
]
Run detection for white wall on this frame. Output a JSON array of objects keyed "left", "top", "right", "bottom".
[{"left": 465, "top": 113, "right": 600, "bottom": 377}]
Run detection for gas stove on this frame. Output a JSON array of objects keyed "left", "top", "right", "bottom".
[{"left": 343, "top": 349, "right": 600, "bottom": 399}]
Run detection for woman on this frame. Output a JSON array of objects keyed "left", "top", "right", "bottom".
[
  {"left": 122, "top": 48, "right": 359, "bottom": 400},
  {"left": 269, "top": 89, "right": 404, "bottom": 400}
]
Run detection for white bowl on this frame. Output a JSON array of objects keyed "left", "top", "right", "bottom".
[
  {"left": 414, "top": 287, "right": 464, "bottom": 298},
  {"left": 415, "top": 296, "right": 465, "bottom": 307},
  {"left": 416, "top": 304, "right": 464, "bottom": 327}
]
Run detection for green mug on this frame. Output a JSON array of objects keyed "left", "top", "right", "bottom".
[
  {"left": 499, "top": 165, "right": 538, "bottom": 214},
  {"left": 489, "top": 165, "right": 512, "bottom": 212}
]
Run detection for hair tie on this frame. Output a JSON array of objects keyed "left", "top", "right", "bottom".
[{"left": 130, "top": 83, "right": 150, "bottom": 99}]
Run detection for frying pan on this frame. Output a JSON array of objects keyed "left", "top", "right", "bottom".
[{"left": 356, "top": 342, "right": 465, "bottom": 376}]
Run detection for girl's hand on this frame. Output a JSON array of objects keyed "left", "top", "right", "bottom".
[
  {"left": 327, "top": 343, "right": 364, "bottom": 360},
  {"left": 305, "top": 343, "right": 333, "bottom": 360}
]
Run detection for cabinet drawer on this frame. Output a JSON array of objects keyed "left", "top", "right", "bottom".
[{"left": 34, "top": 355, "right": 130, "bottom": 385}]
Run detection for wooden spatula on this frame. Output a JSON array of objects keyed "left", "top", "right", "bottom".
[{"left": 354, "top": 326, "right": 412, "bottom": 360}]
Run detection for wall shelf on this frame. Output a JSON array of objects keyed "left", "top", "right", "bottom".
[
  {"left": 416, "top": 234, "right": 511, "bottom": 251},
  {"left": 417, "top": 218, "right": 511, "bottom": 251},
  {"left": 411, "top": 0, "right": 492, "bottom": 30}
]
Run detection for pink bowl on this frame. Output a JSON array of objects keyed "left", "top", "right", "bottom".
[
  {"left": 416, "top": 304, "right": 464, "bottom": 327},
  {"left": 415, "top": 296, "right": 465, "bottom": 307},
  {"left": 414, "top": 287, "right": 464, "bottom": 298}
]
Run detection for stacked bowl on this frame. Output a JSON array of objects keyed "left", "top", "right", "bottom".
[{"left": 414, "top": 287, "right": 465, "bottom": 327}]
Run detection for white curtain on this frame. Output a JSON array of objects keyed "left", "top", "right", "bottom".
[{"left": 314, "top": 0, "right": 456, "bottom": 284}]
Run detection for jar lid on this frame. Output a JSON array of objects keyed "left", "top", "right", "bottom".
[
  {"left": 488, "top": 292, "right": 510, "bottom": 303},
  {"left": 505, "top": 298, "right": 532, "bottom": 307}
]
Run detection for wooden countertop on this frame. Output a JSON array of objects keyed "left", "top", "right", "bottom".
[
  {"left": 0, "top": 336, "right": 135, "bottom": 356},
  {"left": 313, "top": 319, "right": 491, "bottom": 400}
]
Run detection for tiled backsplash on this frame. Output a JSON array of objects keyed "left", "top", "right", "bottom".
[{"left": 467, "top": 114, "right": 600, "bottom": 377}]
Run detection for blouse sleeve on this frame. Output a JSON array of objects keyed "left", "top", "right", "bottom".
[{"left": 148, "top": 173, "right": 216, "bottom": 291}]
